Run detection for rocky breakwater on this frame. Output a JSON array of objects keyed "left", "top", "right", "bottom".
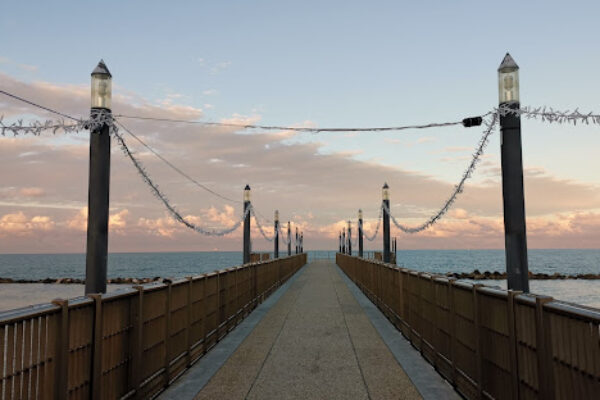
[
  {"left": 445, "top": 270, "right": 600, "bottom": 280},
  {"left": 0, "top": 276, "right": 163, "bottom": 284}
]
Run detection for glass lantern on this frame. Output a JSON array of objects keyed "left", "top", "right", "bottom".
[
  {"left": 358, "top": 209, "right": 363, "bottom": 220},
  {"left": 274, "top": 210, "right": 279, "bottom": 222},
  {"left": 498, "top": 53, "right": 519, "bottom": 104},
  {"left": 244, "top": 185, "right": 251, "bottom": 202},
  {"left": 382, "top": 183, "right": 390, "bottom": 201},
  {"left": 91, "top": 60, "right": 112, "bottom": 109}
]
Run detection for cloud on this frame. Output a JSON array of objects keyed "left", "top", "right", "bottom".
[
  {"left": 19, "top": 187, "right": 45, "bottom": 197},
  {"left": 202, "top": 89, "right": 218, "bottom": 96},
  {"left": 0, "top": 211, "right": 55, "bottom": 237},
  {"left": 3, "top": 71, "right": 600, "bottom": 252}
]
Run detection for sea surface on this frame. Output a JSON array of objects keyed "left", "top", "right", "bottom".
[{"left": 0, "top": 249, "right": 599, "bottom": 309}]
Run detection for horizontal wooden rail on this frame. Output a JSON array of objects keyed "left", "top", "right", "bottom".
[
  {"left": 336, "top": 253, "right": 600, "bottom": 400},
  {"left": 0, "top": 253, "right": 307, "bottom": 400}
]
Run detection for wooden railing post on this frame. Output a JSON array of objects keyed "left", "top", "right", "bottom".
[
  {"left": 473, "top": 284, "right": 483, "bottom": 398},
  {"left": 186, "top": 277, "right": 193, "bottom": 367},
  {"left": 131, "top": 286, "right": 144, "bottom": 399},
  {"left": 89, "top": 294, "right": 103, "bottom": 400},
  {"left": 164, "top": 280, "right": 173, "bottom": 385},
  {"left": 51, "top": 299, "right": 69, "bottom": 400},
  {"left": 448, "top": 279, "right": 457, "bottom": 386},
  {"left": 507, "top": 290, "right": 521, "bottom": 400},
  {"left": 201, "top": 275, "right": 208, "bottom": 354},
  {"left": 535, "top": 296, "right": 555, "bottom": 399}
]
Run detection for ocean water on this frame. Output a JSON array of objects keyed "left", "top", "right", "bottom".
[{"left": 0, "top": 249, "right": 598, "bottom": 308}]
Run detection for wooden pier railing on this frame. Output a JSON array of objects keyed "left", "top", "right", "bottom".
[
  {"left": 0, "top": 253, "right": 307, "bottom": 400},
  {"left": 337, "top": 253, "right": 600, "bottom": 400}
]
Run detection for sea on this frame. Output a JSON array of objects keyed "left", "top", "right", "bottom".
[{"left": 0, "top": 249, "right": 599, "bottom": 309}]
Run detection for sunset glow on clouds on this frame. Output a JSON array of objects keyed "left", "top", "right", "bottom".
[{"left": 2, "top": 67, "right": 600, "bottom": 253}]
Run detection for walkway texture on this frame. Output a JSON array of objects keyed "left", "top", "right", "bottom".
[{"left": 193, "top": 260, "right": 423, "bottom": 400}]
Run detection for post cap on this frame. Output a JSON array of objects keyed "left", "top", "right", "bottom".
[
  {"left": 92, "top": 59, "right": 112, "bottom": 77},
  {"left": 383, "top": 182, "right": 389, "bottom": 189},
  {"left": 244, "top": 184, "right": 251, "bottom": 190},
  {"left": 498, "top": 53, "right": 519, "bottom": 72}
]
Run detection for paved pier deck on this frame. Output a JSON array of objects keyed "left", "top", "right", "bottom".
[{"left": 161, "top": 260, "right": 458, "bottom": 400}]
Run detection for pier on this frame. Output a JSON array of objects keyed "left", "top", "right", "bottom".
[{"left": 2, "top": 254, "right": 598, "bottom": 399}]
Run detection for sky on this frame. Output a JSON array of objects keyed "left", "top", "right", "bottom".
[{"left": 1, "top": 0, "right": 600, "bottom": 253}]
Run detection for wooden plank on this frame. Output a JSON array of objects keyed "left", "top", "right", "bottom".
[
  {"left": 89, "top": 294, "right": 103, "bottom": 400},
  {"left": 51, "top": 299, "right": 69, "bottom": 400},
  {"left": 535, "top": 296, "right": 555, "bottom": 400}
]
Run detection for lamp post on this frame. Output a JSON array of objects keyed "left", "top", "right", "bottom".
[
  {"left": 295, "top": 227, "right": 299, "bottom": 254},
  {"left": 347, "top": 220, "right": 352, "bottom": 256},
  {"left": 300, "top": 232, "right": 303, "bottom": 253},
  {"left": 243, "top": 185, "right": 251, "bottom": 264},
  {"left": 382, "top": 183, "right": 391, "bottom": 263},
  {"left": 287, "top": 221, "right": 291, "bottom": 256},
  {"left": 274, "top": 210, "right": 279, "bottom": 259},
  {"left": 85, "top": 60, "right": 112, "bottom": 295},
  {"left": 498, "top": 53, "right": 529, "bottom": 292},
  {"left": 358, "top": 209, "right": 364, "bottom": 258},
  {"left": 342, "top": 229, "right": 346, "bottom": 254},
  {"left": 339, "top": 231, "right": 342, "bottom": 253}
]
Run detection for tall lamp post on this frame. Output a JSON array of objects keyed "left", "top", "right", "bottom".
[
  {"left": 382, "top": 183, "right": 391, "bottom": 263},
  {"left": 342, "top": 229, "right": 346, "bottom": 254},
  {"left": 243, "top": 185, "right": 251, "bottom": 264},
  {"left": 498, "top": 53, "right": 529, "bottom": 292},
  {"left": 339, "top": 231, "right": 342, "bottom": 253},
  {"left": 347, "top": 220, "right": 352, "bottom": 256},
  {"left": 287, "top": 221, "right": 291, "bottom": 256},
  {"left": 85, "top": 60, "right": 112, "bottom": 295},
  {"left": 295, "top": 227, "right": 299, "bottom": 254},
  {"left": 274, "top": 210, "right": 279, "bottom": 259},
  {"left": 358, "top": 209, "right": 364, "bottom": 258}
]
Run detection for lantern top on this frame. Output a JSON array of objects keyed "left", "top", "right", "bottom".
[
  {"left": 244, "top": 184, "right": 251, "bottom": 191},
  {"left": 498, "top": 53, "right": 518, "bottom": 72},
  {"left": 92, "top": 59, "right": 112, "bottom": 77},
  {"left": 383, "top": 182, "right": 389, "bottom": 189}
]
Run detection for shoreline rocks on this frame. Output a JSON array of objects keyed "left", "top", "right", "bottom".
[
  {"left": 0, "top": 277, "right": 164, "bottom": 284},
  {"left": 444, "top": 270, "right": 600, "bottom": 280}
]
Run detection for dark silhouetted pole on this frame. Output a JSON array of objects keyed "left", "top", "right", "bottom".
[
  {"left": 382, "top": 183, "right": 391, "bottom": 263},
  {"left": 295, "top": 227, "right": 299, "bottom": 254},
  {"left": 347, "top": 221, "right": 352, "bottom": 256},
  {"left": 274, "top": 210, "right": 279, "bottom": 258},
  {"left": 498, "top": 53, "right": 529, "bottom": 292},
  {"left": 243, "top": 185, "right": 251, "bottom": 264},
  {"left": 339, "top": 232, "right": 342, "bottom": 253},
  {"left": 300, "top": 232, "right": 303, "bottom": 253},
  {"left": 287, "top": 221, "right": 291, "bottom": 256},
  {"left": 85, "top": 60, "right": 112, "bottom": 295},
  {"left": 358, "top": 209, "right": 364, "bottom": 258},
  {"left": 342, "top": 229, "right": 346, "bottom": 254}
]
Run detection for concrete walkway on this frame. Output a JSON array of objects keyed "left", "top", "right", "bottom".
[{"left": 190, "top": 260, "right": 424, "bottom": 400}]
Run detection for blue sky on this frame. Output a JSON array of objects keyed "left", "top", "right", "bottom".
[
  {"left": 2, "top": 1, "right": 600, "bottom": 252},
  {"left": 3, "top": 1, "right": 600, "bottom": 183}
]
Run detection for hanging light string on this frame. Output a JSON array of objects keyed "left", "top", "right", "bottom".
[
  {"left": 112, "top": 113, "right": 490, "bottom": 133},
  {"left": 250, "top": 205, "right": 276, "bottom": 242},
  {"left": 111, "top": 115, "right": 251, "bottom": 236},
  {"left": 497, "top": 105, "right": 600, "bottom": 125},
  {"left": 380, "top": 113, "right": 498, "bottom": 233},
  {"left": 277, "top": 223, "right": 293, "bottom": 245},
  {"left": 363, "top": 205, "right": 383, "bottom": 241}
]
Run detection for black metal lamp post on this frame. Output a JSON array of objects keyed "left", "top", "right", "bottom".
[
  {"left": 274, "top": 210, "right": 279, "bottom": 258},
  {"left": 342, "top": 229, "right": 346, "bottom": 254},
  {"left": 295, "top": 227, "right": 299, "bottom": 254},
  {"left": 243, "top": 185, "right": 251, "bottom": 264},
  {"left": 358, "top": 209, "right": 364, "bottom": 258},
  {"left": 498, "top": 53, "right": 529, "bottom": 292},
  {"left": 85, "top": 60, "right": 112, "bottom": 295},
  {"left": 382, "top": 183, "right": 391, "bottom": 263},
  {"left": 339, "top": 231, "right": 342, "bottom": 253},
  {"left": 287, "top": 221, "right": 291, "bottom": 256},
  {"left": 347, "top": 220, "right": 352, "bottom": 256},
  {"left": 300, "top": 232, "right": 303, "bottom": 253}
]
